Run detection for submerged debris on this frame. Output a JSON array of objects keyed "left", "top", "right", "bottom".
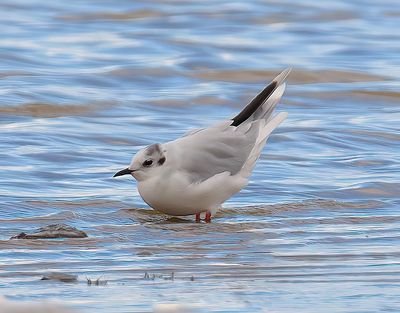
[
  {"left": 41, "top": 272, "right": 78, "bottom": 283},
  {"left": 143, "top": 272, "right": 175, "bottom": 281},
  {"left": 10, "top": 224, "right": 87, "bottom": 239},
  {"left": 86, "top": 277, "right": 108, "bottom": 286}
]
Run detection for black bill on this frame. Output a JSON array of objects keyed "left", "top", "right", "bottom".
[{"left": 113, "top": 168, "right": 133, "bottom": 177}]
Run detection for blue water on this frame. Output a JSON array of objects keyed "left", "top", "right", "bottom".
[{"left": 1, "top": 0, "right": 400, "bottom": 312}]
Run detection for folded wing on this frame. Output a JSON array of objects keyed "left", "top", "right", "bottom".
[{"left": 173, "top": 68, "right": 290, "bottom": 183}]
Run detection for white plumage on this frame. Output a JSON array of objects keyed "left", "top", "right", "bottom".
[{"left": 114, "top": 68, "right": 291, "bottom": 218}]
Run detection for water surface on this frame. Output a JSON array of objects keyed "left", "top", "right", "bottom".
[{"left": 0, "top": 0, "right": 400, "bottom": 312}]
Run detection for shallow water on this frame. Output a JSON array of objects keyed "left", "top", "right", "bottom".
[{"left": 1, "top": 0, "right": 400, "bottom": 312}]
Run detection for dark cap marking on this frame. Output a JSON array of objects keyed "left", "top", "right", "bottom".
[
  {"left": 158, "top": 156, "right": 166, "bottom": 165},
  {"left": 146, "top": 143, "right": 162, "bottom": 155}
]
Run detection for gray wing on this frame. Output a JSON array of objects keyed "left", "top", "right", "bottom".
[
  {"left": 170, "top": 122, "right": 259, "bottom": 183},
  {"left": 172, "top": 69, "right": 290, "bottom": 183}
]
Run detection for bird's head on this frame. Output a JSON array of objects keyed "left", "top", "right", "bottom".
[{"left": 113, "top": 143, "right": 166, "bottom": 181}]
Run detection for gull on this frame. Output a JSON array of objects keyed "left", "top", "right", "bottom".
[{"left": 114, "top": 68, "right": 290, "bottom": 222}]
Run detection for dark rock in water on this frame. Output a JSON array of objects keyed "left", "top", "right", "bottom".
[
  {"left": 10, "top": 224, "right": 87, "bottom": 239},
  {"left": 11, "top": 232, "right": 29, "bottom": 239},
  {"left": 41, "top": 272, "right": 78, "bottom": 283}
]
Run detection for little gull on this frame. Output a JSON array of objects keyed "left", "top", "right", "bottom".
[{"left": 114, "top": 68, "right": 290, "bottom": 222}]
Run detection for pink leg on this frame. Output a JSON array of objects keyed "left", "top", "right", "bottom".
[
  {"left": 195, "top": 213, "right": 201, "bottom": 223},
  {"left": 205, "top": 211, "right": 212, "bottom": 223}
]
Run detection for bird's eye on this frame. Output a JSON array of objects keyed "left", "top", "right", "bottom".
[{"left": 142, "top": 159, "right": 153, "bottom": 167}]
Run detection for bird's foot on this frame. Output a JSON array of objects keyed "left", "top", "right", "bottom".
[
  {"left": 205, "top": 211, "right": 212, "bottom": 223},
  {"left": 194, "top": 211, "right": 212, "bottom": 223}
]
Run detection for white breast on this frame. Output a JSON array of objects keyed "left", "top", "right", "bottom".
[{"left": 137, "top": 171, "right": 247, "bottom": 216}]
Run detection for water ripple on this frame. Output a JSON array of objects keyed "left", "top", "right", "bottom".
[{"left": 1, "top": 0, "right": 399, "bottom": 312}]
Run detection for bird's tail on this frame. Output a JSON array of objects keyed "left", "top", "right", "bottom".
[
  {"left": 231, "top": 68, "right": 291, "bottom": 126},
  {"left": 238, "top": 68, "right": 290, "bottom": 178},
  {"left": 240, "top": 113, "right": 287, "bottom": 178}
]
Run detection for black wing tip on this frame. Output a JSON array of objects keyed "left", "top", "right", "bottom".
[
  {"left": 231, "top": 80, "right": 277, "bottom": 127},
  {"left": 230, "top": 68, "right": 291, "bottom": 127}
]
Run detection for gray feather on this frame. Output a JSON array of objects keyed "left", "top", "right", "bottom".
[{"left": 171, "top": 123, "right": 259, "bottom": 183}]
